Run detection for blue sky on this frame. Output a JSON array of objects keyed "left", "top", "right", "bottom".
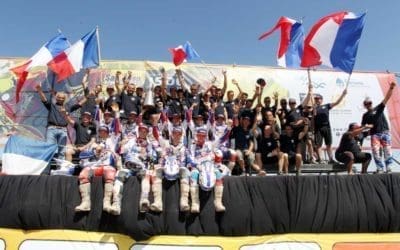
[{"left": 0, "top": 0, "right": 399, "bottom": 73}]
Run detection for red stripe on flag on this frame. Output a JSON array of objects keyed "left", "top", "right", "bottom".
[{"left": 48, "top": 53, "right": 76, "bottom": 82}]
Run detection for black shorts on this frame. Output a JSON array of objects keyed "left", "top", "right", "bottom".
[
  {"left": 315, "top": 126, "right": 332, "bottom": 147},
  {"left": 286, "top": 151, "right": 297, "bottom": 164},
  {"left": 262, "top": 155, "right": 278, "bottom": 165},
  {"left": 335, "top": 151, "right": 371, "bottom": 165}
]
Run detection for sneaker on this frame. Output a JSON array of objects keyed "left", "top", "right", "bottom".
[
  {"left": 296, "top": 169, "right": 302, "bottom": 176},
  {"left": 328, "top": 159, "right": 339, "bottom": 165},
  {"left": 386, "top": 167, "right": 392, "bottom": 174},
  {"left": 375, "top": 168, "right": 384, "bottom": 174}
]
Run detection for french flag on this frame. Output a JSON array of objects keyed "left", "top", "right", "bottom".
[
  {"left": 169, "top": 41, "right": 200, "bottom": 66},
  {"left": 10, "top": 33, "right": 70, "bottom": 102},
  {"left": 259, "top": 17, "right": 304, "bottom": 68},
  {"left": 1, "top": 135, "right": 57, "bottom": 175},
  {"left": 301, "top": 11, "right": 366, "bottom": 73},
  {"left": 48, "top": 28, "right": 100, "bottom": 82}
]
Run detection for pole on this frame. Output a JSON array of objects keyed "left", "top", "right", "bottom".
[
  {"left": 96, "top": 26, "right": 102, "bottom": 67},
  {"left": 344, "top": 73, "right": 352, "bottom": 89},
  {"left": 200, "top": 60, "right": 220, "bottom": 85}
]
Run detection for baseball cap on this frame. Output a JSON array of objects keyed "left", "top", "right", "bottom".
[
  {"left": 196, "top": 127, "right": 207, "bottom": 135},
  {"left": 138, "top": 123, "right": 149, "bottom": 131},
  {"left": 98, "top": 125, "right": 109, "bottom": 133},
  {"left": 82, "top": 111, "right": 92, "bottom": 116}
]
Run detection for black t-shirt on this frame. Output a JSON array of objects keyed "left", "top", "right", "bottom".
[
  {"left": 74, "top": 122, "right": 97, "bottom": 145},
  {"left": 336, "top": 132, "right": 360, "bottom": 154},
  {"left": 121, "top": 92, "right": 141, "bottom": 115},
  {"left": 361, "top": 103, "right": 389, "bottom": 134},
  {"left": 315, "top": 103, "right": 332, "bottom": 129},
  {"left": 166, "top": 96, "right": 184, "bottom": 116},
  {"left": 279, "top": 134, "right": 297, "bottom": 153},
  {"left": 286, "top": 107, "right": 302, "bottom": 126},
  {"left": 230, "top": 126, "right": 253, "bottom": 150},
  {"left": 256, "top": 136, "right": 279, "bottom": 163},
  {"left": 42, "top": 100, "right": 68, "bottom": 127},
  {"left": 104, "top": 95, "right": 121, "bottom": 111},
  {"left": 224, "top": 100, "right": 235, "bottom": 119},
  {"left": 80, "top": 87, "right": 97, "bottom": 115}
]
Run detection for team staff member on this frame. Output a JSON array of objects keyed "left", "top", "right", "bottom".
[
  {"left": 35, "top": 84, "right": 69, "bottom": 160},
  {"left": 314, "top": 88, "right": 347, "bottom": 163},
  {"left": 61, "top": 111, "right": 97, "bottom": 162},
  {"left": 361, "top": 81, "right": 396, "bottom": 173},
  {"left": 335, "top": 123, "right": 372, "bottom": 174}
]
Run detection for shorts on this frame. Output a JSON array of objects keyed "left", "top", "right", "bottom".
[
  {"left": 335, "top": 151, "right": 371, "bottom": 165},
  {"left": 262, "top": 155, "right": 278, "bottom": 165},
  {"left": 315, "top": 126, "right": 332, "bottom": 147},
  {"left": 236, "top": 150, "right": 255, "bottom": 166}
]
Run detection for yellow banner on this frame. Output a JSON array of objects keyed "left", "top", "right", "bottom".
[{"left": 1, "top": 228, "right": 400, "bottom": 250}]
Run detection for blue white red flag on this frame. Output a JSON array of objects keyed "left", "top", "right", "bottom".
[
  {"left": 48, "top": 27, "right": 100, "bottom": 82},
  {"left": 10, "top": 33, "right": 70, "bottom": 102},
  {"left": 169, "top": 41, "right": 200, "bottom": 66},
  {"left": 301, "top": 11, "right": 366, "bottom": 73},
  {"left": 1, "top": 135, "right": 57, "bottom": 175},
  {"left": 259, "top": 17, "right": 304, "bottom": 68}
]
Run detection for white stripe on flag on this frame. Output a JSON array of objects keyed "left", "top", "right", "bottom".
[{"left": 2, "top": 153, "right": 49, "bottom": 175}]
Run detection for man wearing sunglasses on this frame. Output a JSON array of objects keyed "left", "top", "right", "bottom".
[{"left": 361, "top": 82, "right": 396, "bottom": 173}]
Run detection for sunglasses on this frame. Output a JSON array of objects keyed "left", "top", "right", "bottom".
[{"left": 364, "top": 102, "right": 372, "bottom": 105}]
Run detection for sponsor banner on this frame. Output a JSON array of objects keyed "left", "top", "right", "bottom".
[
  {"left": 0, "top": 59, "right": 399, "bottom": 149},
  {"left": 1, "top": 228, "right": 400, "bottom": 250}
]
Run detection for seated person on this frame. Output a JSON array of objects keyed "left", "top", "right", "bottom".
[
  {"left": 335, "top": 123, "right": 372, "bottom": 174},
  {"left": 255, "top": 124, "right": 285, "bottom": 174}
]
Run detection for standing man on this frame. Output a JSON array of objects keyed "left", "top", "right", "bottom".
[
  {"left": 361, "top": 81, "right": 396, "bottom": 173},
  {"left": 36, "top": 84, "right": 68, "bottom": 160},
  {"left": 314, "top": 87, "right": 347, "bottom": 163}
]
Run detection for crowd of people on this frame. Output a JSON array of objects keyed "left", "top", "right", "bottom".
[{"left": 34, "top": 68, "right": 397, "bottom": 215}]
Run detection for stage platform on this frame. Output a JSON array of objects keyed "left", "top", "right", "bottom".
[{"left": 0, "top": 174, "right": 399, "bottom": 241}]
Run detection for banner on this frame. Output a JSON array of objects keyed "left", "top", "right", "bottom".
[
  {"left": 1, "top": 58, "right": 399, "bottom": 149},
  {"left": 1, "top": 228, "right": 400, "bottom": 250}
]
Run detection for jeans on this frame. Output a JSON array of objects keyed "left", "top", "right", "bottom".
[
  {"left": 46, "top": 126, "right": 67, "bottom": 160},
  {"left": 371, "top": 132, "right": 392, "bottom": 170}
]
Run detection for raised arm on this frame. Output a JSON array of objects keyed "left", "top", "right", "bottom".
[
  {"left": 176, "top": 69, "right": 190, "bottom": 92},
  {"left": 115, "top": 71, "right": 122, "bottom": 95},
  {"left": 221, "top": 69, "right": 227, "bottom": 96},
  {"left": 59, "top": 107, "right": 75, "bottom": 125},
  {"left": 81, "top": 69, "right": 90, "bottom": 93},
  {"left": 160, "top": 67, "right": 168, "bottom": 99},
  {"left": 331, "top": 88, "right": 347, "bottom": 108},
  {"left": 35, "top": 84, "right": 47, "bottom": 102},
  {"left": 232, "top": 79, "right": 243, "bottom": 99},
  {"left": 382, "top": 82, "right": 396, "bottom": 105}
]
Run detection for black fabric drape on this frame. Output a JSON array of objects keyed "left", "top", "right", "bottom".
[{"left": 0, "top": 174, "right": 399, "bottom": 240}]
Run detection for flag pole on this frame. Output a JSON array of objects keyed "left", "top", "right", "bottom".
[
  {"left": 96, "top": 26, "right": 102, "bottom": 67},
  {"left": 344, "top": 73, "right": 352, "bottom": 89},
  {"left": 199, "top": 59, "right": 220, "bottom": 85}
]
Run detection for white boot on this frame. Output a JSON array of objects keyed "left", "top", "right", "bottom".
[
  {"left": 110, "top": 180, "right": 123, "bottom": 215},
  {"left": 103, "top": 182, "right": 114, "bottom": 213},
  {"left": 190, "top": 185, "right": 200, "bottom": 213},
  {"left": 139, "top": 176, "right": 150, "bottom": 213},
  {"left": 75, "top": 183, "right": 91, "bottom": 212},
  {"left": 180, "top": 182, "right": 190, "bottom": 212},
  {"left": 214, "top": 185, "right": 226, "bottom": 212},
  {"left": 150, "top": 177, "right": 163, "bottom": 212}
]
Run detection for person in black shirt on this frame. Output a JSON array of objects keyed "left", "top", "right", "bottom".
[
  {"left": 314, "top": 87, "right": 347, "bottom": 163},
  {"left": 280, "top": 124, "right": 303, "bottom": 174},
  {"left": 361, "top": 81, "right": 396, "bottom": 173},
  {"left": 35, "top": 84, "right": 69, "bottom": 160},
  {"left": 255, "top": 124, "right": 284, "bottom": 174},
  {"left": 335, "top": 123, "right": 372, "bottom": 174},
  {"left": 63, "top": 111, "right": 97, "bottom": 162},
  {"left": 230, "top": 114, "right": 255, "bottom": 174},
  {"left": 116, "top": 71, "right": 141, "bottom": 120},
  {"left": 103, "top": 74, "right": 121, "bottom": 112}
]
